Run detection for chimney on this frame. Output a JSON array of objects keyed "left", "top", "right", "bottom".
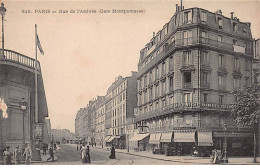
[
  {"left": 153, "top": 32, "right": 155, "bottom": 37},
  {"left": 230, "top": 12, "right": 234, "bottom": 19},
  {"left": 176, "top": 4, "right": 179, "bottom": 13}
]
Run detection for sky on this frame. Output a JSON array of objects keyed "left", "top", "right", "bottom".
[{"left": 2, "top": 0, "right": 260, "bottom": 132}]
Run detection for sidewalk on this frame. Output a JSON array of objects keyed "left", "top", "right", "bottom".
[
  {"left": 31, "top": 146, "right": 59, "bottom": 164},
  {"left": 93, "top": 145, "right": 259, "bottom": 165}
]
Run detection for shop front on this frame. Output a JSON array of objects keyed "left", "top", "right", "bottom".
[
  {"left": 105, "top": 136, "right": 111, "bottom": 147},
  {"left": 129, "top": 133, "right": 150, "bottom": 151},
  {"left": 173, "top": 131, "right": 196, "bottom": 155},
  {"left": 149, "top": 133, "right": 162, "bottom": 154},
  {"left": 213, "top": 132, "right": 254, "bottom": 156},
  {"left": 197, "top": 131, "right": 213, "bottom": 157},
  {"left": 160, "top": 132, "right": 174, "bottom": 156}
]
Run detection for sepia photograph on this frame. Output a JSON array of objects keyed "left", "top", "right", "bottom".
[{"left": 0, "top": 0, "right": 259, "bottom": 165}]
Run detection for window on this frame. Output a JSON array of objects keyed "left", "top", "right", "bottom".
[
  {"left": 164, "top": 26, "right": 168, "bottom": 35},
  {"left": 162, "top": 62, "right": 166, "bottom": 75},
  {"left": 233, "top": 39, "right": 237, "bottom": 45},
  {"left": 184, "top": 72, "right": 192, "bottom": 89},
  {"left": 169, "top": 76, "right": 174, "bottom": 92},
  {"left": 183, "top": 51, "right": 192, "bottom": 65},
  {"left": 184, "top": 31, "right": 192, "bottom": 45},
  {"left": 184, "top": 11, "right": 192, "bottom": 23},
  {"left": 155, "top": 67, "right": 159, "bottom": 79},
  {"left": 144, "top": 75, "right": 147, "bottom": 87},
  {"left": 245, "top": 77, "right": 250, "bottom": 87},
  {"left": 218, "top": 35, "right": 223, "bottom": 43},
  {"left": 169, "top": 56, "right": 174, "bottom": 71},
  {"left": 171, "top": 36, "right": 175, "bottom": 43},
  {"left": 201, "top": 51, "right": 208, "bottom": 65},
  {"left": 233, "top": 78, "right": 240, "bottom": 89},
  {"left": 233, "top": 22, "right": 238, "bottom": 32},
  {"left": 218, "top": 76, "right": 225, "bottom": 90},
  {"left": 149, "top": 71, "right": 153, "bottom": 83},
  {"left": 155, "top": 85, "right": 159, "bottom": 99},
  {"left": 203, "top": 93, "right": 208, "bottom": 103},
  {"left": 201, "top": 11, "right": 207, "bottom": 22},
  {"left": 158, "top": 32, "right": 161, "bottom": 42},
  {"left": 201, "top": 72, "right": 209, "bottom": 87},
  {"left": 183, "top": 93, "right": 192, "bottom": 103},
  {"left": 161, "top": 81, "right": 166, "bottom": 95},
  {"left": 202, "top": 31, "right": 207, "bottom": 38},
  {"left": 218, "top": 17, "right": 223, "bottom": 28},
  {"left": 149, "top": 87, "right": 153, "bottom": 101},
  {"left": 234, "top": 57, "right": 240, "bottom": 70},
  {"left": 245, "top": 60, "right": 250, "bottom": 71},
  {"left": 218, "top": 54, "right": 224, "bottom": 68}
]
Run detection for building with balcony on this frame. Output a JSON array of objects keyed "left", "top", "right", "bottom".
[
  {"left": 135, "top": 4, "right": 255, "bottom": 156},
  {"left": 104, "top": 72, "right": 137, "bottom": 149},
  {"left": 0, "top": 49, "right": 49, "bottom": 158},
  {"left": 95, "top": 97, "right": 106, "bottom": 147}
]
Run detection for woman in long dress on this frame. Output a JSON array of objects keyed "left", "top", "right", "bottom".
[{"left": 213, "top": 149, "right": 219, "bottom": 164}]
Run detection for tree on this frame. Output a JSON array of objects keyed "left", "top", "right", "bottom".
[{"left": 231, "top": 83, "right": 260, "bottom": 162}]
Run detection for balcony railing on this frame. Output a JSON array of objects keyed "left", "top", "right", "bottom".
[
  {"left": 183, "top": 82, "right": 192, "bottom": 89},
  {"left": 135, "top": 102, "right": 232, "bottom": 121},
  {"left": 0, "top": 49, "right": 40, "bottom": 70}
]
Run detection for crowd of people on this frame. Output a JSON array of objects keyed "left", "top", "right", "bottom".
[{"left": 1, "top": 144, "right": 32, "bottom": 165}]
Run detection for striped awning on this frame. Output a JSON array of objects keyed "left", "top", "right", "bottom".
[
  {"left": 198, "top": 132, "right": 213, "bottom": 146},
  {"left": 174, "top": 131, "right": 195, "bottom": 142},
  {"left": 160, "top": 132, "right": 173, "bottom": 143},
  {"left": 105, "top": 136, "right": 111, "bottom": 141},
  {"left": 149, "top": 133, "right": 162, "bottom": 144},
  {"left": 106, "top": 136, "right": 115, "bottom": 142},
  {"left": 129, "top": 133, "right": 149, "bottom": 142}
]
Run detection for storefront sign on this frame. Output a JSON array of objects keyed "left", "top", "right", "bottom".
[
  {"left": 33, "top": 123, "right": 42, "bottom": 140},
  {"left": 214, "top": 132, "right": 253, "bottom": 138}
]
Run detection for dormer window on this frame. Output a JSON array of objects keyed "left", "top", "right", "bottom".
[
  {"left": 233, "top": 22, "right": 238, "bottom": 32},
  {"left": 218, "top": 17, "right": 223, "bottom": 29},
  {"left": 164, "top": 26, "right": 168, "bottom": 35},
  {"left": 201, "top": 11, "right": 207, "bottom": 23},
  {"left": 184, "top": 11, "right": 192, "bottom": 24}
]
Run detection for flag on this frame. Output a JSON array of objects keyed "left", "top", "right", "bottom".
[{"left": 37, "top": 34, "right": 44, "bottom": 55}]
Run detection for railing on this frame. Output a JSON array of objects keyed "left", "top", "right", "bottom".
[
  {"left": 183, "top": 82, "right": 192, "bottom": 89},
  {"left": 0, "top": 49, "right": 40, "bottom": 71},
  {"left": 135, "top": 102, "right": 232, "bottom": 121}
]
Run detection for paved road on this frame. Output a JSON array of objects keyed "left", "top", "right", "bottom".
[{"left": 35, "top": 144, "right": 184, "bottom": 165}]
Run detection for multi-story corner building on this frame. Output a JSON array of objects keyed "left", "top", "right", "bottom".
[
  {"left": 75, "top": 108, "right": 85, "bottom": 138},
  {"left": 95, "top": 97, "right": 106, "bottom": 147},
  {"left": 253, "top": 39, "right": 260, "bottom": 83},
  {"left": 134, "top": 4, "right": 255, "bottom": 156},
  {"left": 104, "top": 72, "right": 137, "bottom": 148}
]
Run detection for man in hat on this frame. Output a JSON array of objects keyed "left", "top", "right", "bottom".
[
  {"left": 3, "top": 146, "right": 12, "bottom": 165},
  {"left": 13, "top": 145, "right": 22, "bottom": 165},
  {"left": 23, "top": 144, "right": 32, "bottom": 165}
]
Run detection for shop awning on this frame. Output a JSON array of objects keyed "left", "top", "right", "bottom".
[
  {"left": 129, "top": 133, "right": 149, "bottom": 141},
  {"left": 198, "top": 132, "right": 213, "bottom": 146},
  {"left": 105, "top": 136, "right": 111, "bottom": 141},
  {"left": 149, "top": 133, "right": 162, "bottom": 144},
  {"left": 160, "top": 132, "right": 173, "bottom": 143},
  {"left": 214, "top": 132, "right": 254, "bottom": 138},
  {"left": 106, "top": 136, "right": 115, "bottom": 142},
  {"left": 174, "top": 131, "right": 195, "bottom": 142}
]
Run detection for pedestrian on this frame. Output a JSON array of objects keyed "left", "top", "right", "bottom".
[
  {"left": 94, "top": 142, "right": 96, "bottom": 147},
  {"left": 13, "top": 146, "right": 22, "bottom": 165},
  {"left": 23, "top": 144, "right": 32, "bottom": 165},
  {"left": 3, "top": 146, "right": 12, "bottom": 165},
  {"left": 109, "top": 146, "right": 116, "bottom": 159},
  {"left": 212, "top": 149, "right": 219, "bottom": 164},
  {"left": 77, "top": 144, "right": 79, "bottom": 151},
  {"left": 54, "top": 143, "right": 57, "bottom": 150},
  {"left": 81, "top": 144, "right": 90, "bottom": 163},
  {"left": 80, "top": 144, "right": 82, "bottom": 151},
  {"left": 47, "top": 145, "right": 54, "bottom": 162},
  {"left": 43, "top": 143, "right": 47, "bottom": 156}
]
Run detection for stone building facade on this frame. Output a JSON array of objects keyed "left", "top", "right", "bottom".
[{"left": 134, "top": 4, "right": 255, "bottom": 156}]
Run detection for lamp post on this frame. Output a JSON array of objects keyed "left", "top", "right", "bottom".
[
  {"left": 19, "top": 97, "right": 27, "bottom": 148},
  {"left": 0, "top": 2, "right": 6, "bottom": 59},
  {"left": 223, "top": 123, "right": 228, "bottom": 163}
]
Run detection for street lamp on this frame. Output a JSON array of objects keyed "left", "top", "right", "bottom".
[
  {"left": 0, "top": 2, "right": 6, "bottom": 59},
  {"left": 19, "top": 98, "right": 27, "bottom": 148},
  {"left": 223, "top": 123, "right": 228, "bottom": 163}
]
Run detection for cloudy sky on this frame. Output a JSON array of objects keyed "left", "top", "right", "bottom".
[{"left": 3, "top": 0, "right": 260, "bottom": 132}]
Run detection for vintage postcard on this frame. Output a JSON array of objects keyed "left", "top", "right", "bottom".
[{"left": 0, "top": 0, "right": 259, "bottom": 165}]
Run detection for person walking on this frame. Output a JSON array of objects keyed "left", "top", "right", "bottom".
[
  {"left": 81, "top": 144, "right": 90, "bottom": 163},
  {"left": 42, "top": 143, "right": 47, "bottom": 156},
  {"left": 47, "top": 145, "right": 54, "bottom": 162},
  {"left": 23, "top": 144, "right": 32, "bottom": 165},
  {"left": 3, "top": 146, "right": 12, "bottom": 165},
  {"left": 109, "top": 146, "right": 116, "bottom": 159},
  {"left": 212, "top": 149, "right": 219, "bottom": 164},
  {"left": 13, "top": 146, "right": 22, "bottom": 165}
]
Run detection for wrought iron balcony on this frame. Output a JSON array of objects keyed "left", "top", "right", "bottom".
[{"left": 183, "top": 82, "right": 192, "bottom": 89}]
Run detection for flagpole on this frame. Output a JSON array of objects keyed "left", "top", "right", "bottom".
[{"left": 35, "top": 24, "right": 38, "bottom": 123}]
